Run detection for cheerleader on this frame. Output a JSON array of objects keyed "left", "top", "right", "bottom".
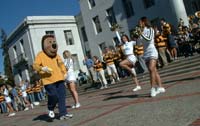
[
  {"left": 1, "top": 85, "right": 16, "bottom": 117},
  {"left": 93, "top": 56, "right": 108, "bottom": 89},
  {"left": 119, "top": 34, "right": 141, "bottom": 92},
  {"left": 20, "top": 80, "right": 33, "bottom": 110},
  {"left": 63, "top": 50, "right": 81, "bottom": 109},
  {"left": 138, "top": 17, "right": 165, "bottom": 97}
]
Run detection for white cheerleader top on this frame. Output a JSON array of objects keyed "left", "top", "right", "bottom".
[
  {"left": 21, "top": 84, "right": 27, "bottom": 92},
  {"left": 122, "top": 41, "right": 136, "bottom": 55},
  {"left": 3, "top": 88, "right": 9, "bottom": 97},
  {"left": 138, "top": 27, "right": 156, "bottom": 53},
  {"left": 64, "top": 58, "right": 74, "bottom": 73}
]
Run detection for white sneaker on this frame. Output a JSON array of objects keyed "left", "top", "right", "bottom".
[
  {"left": 157, "top": 87, "right": 166, "bottom": 93},
  {"left": 8, "top": 113, "right": 16, "bottom": 117},
  {"left": 48, "top": 110, "right": 55, "bottom": 118},
  {"left": 24, "top": 107, "right": 29, "bottom": 111},
  {"left": 111, "top": 80, "right": 115, "bottom": 84},
  {"left": 60, "top": 113, "right": 73, "bottom": 120},
  {"left": 133, "top": 86, "right": 142, "bottom": 92},
  {"left": 71, "top": 103, "right": 81, "bottom": 109},
  {"left": 31, "top": 104, "right": 34, "bottom": 109},
  {"left": 150, "top": 87, "right": 157, "bottom": 97},
  {"left": 104, "top": 85, "right": 108, "bottom": 88},
  {"left": 33, "top": 102, "right": 40, "bottom": 106},
  {"left": 117, "top": 77, "right": 120, "bottom": 81},
  {"left": 131, "top": 68, "right": 137, "bottom": 76},
  {"left": 65, "top": 113, "right": 73, "bottom": 118},
  {"left": 100, "top": 86, "right": 104, "bottom": 89}
]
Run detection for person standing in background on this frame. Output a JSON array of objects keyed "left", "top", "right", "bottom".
[
  {"left": 103, "top": 47, "right": 120, "bottom": 84},
  {"left": 83, "top": 56, "right": 97, "bottom": 83},
  {"left": 93, "top": 56, "right": 108, "bottom": 89}
]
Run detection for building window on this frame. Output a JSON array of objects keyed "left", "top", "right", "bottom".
[
  {"left": 122, "top": 0, "right": 135, "bottom": 18},
  {"left": 99, "top": 42, "right": 106, "bottom": 51},
  {"left": 106, "top": 7, "right": 117, "bottom": 26},
  {"left": 45, "top": 31, "right": 55, "bottom": 35},
  {"left": 93, "top": 16, "right": 102, "bottom": 34},
  {"left": 86, "top": 50, "right": 91, "bottom": 58},
  {"left": 143, "top": 0, "right": 155, "bottom": 9},
  {"left": 113, "top": 37, "right": 120, "bottom": 46},
  {"left": 81, "top": 27, "right": 88, "bottom": 42},
  {"left": 20, "top": 39, "right": 25, "bottom": 54},
  {"left": 192, "top": 1, "right": 200, "bottom": 12},
  {"left": 71, "top": 54, "right": 80, "bottom": 71},
  {"left": 13, "top": 45, "right": 17, "bottom": 58},
  {"left": 18, "top": 69, "right": 22, "bottom": 80},
  {"left": 64, "top": 30, "right": 74, "bottom": 45},
  {"left": 88, "top": 0, "right": 96, "bottom": 9}
]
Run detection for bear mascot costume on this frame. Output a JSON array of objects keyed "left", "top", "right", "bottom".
[{"left": 33, "top": 34, "right": 73, "bottom": 120}]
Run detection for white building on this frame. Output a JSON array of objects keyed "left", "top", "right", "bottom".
[
  {"left": 6, "top": 16, "right": 87, "bottom": 84},
  {"left": 78, "top": 0, "right": 200, "bottom": 58}
]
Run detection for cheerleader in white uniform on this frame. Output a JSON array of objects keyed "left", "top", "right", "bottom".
[
  {"left": 63, "top": 50, "right": 81, "bottom": 109},
  {"left": 119, "top": 34, "right": 141, "bottom": 92},
  {"left": 20, "top": 80, "right": 33, "bottom": 111},
  {"left": 1, "top": 85, "right": 16, "bottom": 117},
  {"left": 138, "top": 17, "right": 165, "bottom": 97}
]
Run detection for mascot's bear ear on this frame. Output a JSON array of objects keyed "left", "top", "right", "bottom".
[{"left": 41, "top": 34, "right": 58, "bottom": 58}]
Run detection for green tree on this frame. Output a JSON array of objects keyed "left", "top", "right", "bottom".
[{"left": 0, "top": 28, "right": 14, "bottom": 86}]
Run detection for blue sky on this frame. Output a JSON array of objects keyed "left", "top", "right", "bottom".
[{"left": 0, "top": 0, "right": 80, "bottom": 73}]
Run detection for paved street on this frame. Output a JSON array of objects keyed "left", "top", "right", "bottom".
[{"left": 0, "top": 67, "right": 200, "bottom": 126}]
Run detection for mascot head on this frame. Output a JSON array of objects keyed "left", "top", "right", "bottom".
[{"left": 41, "top": 34, "right": 58, "bottom": 58}]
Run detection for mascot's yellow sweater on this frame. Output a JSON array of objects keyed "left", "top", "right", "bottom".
[{"left": 33, "top": 51, "right": 67, "bottom": 86}]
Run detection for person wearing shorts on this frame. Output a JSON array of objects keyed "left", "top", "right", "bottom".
[
  {"left": 1, "top": 85, "right": 16, "bottom": 117},
  {"left": 119, "top": 34, "right": 141, "bottom": 92},
  {"left": 20, "top": 80, "right": 33, "bottom": 111},
  {"left": 63, "top": 50, "right": 81, "bottom": 109},
  {"left": 138, "top": 17, "right": 166, "bottom": 97}
]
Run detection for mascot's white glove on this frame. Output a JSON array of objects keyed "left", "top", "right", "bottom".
[{"left": 41, "top": 66, "right": 52, "bottom": 73}]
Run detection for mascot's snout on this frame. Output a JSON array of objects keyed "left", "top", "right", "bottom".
[{"left": 52, "top": 43, "right": 57, "bottom": 49}]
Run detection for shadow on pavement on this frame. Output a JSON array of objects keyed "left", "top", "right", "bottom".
[
  {"left": 101, "top": 90, "right": 123, "bottom": 96},
  {"left": 163, "top": 75, "right": 200, "bottom": 84},
  {"left": 103, "top": 93, "right": 150, "bottom": 101},
  {"left": 32, "top": 114, "right": 58, "bottom": 122}
]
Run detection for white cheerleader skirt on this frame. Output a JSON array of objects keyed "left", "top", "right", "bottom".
[
  {"left": 22, "top": 91, "right": 27, "bottom": 98},
  {"left": 143, "top": 48, "right": 158, "bottom": 61},
  {"left": 5, "top": 96, "right": 12, "bottom": 103},
  {"left": 66, "top": 72, "right": 76, "bottom": 83},
  {"left": 127, "top": 55, "right": 137, "bottom": 64}
]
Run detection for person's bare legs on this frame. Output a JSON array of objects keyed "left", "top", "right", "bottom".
[
  {"left": 7, "top": 102, "right": 16, "bottom": 116},
  {"left": 120, "top": 59, "right": 140, "bottom": 87},
  {"left": 68, "top": 82, "right": 79, "bottom": 105},
  {"left": 119, "top": 59, "right": 132, "bottom": 72},
  {"left": 147, "top": 59, "right": 165, "bottom": 96},
  {"left": 146, "top": 59, "right": 157, "bottom": 88}
]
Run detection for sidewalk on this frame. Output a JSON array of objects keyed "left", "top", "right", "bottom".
[{"left": 1, "top": 70, "right": 200, "bottom": 126}]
